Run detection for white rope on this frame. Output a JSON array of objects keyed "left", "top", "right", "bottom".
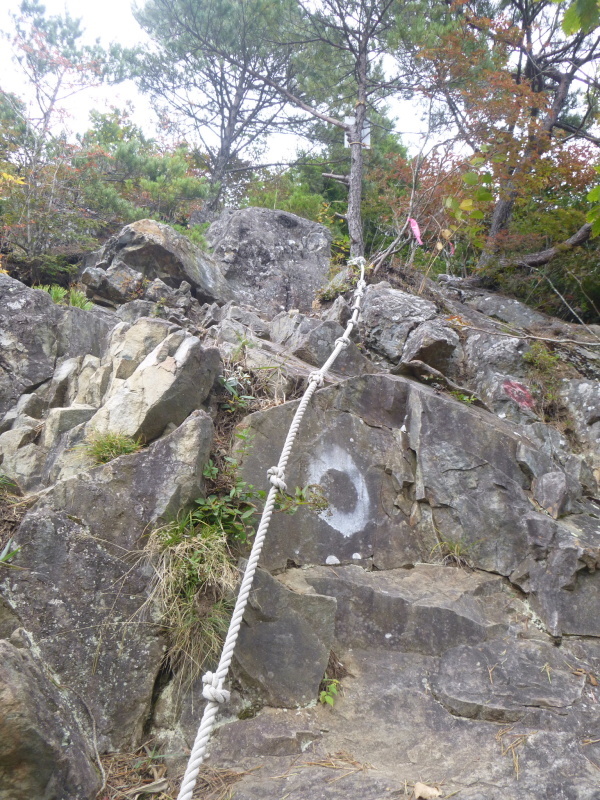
[{"left": 176, "top": 258, "right": 367, "bottom": 800}]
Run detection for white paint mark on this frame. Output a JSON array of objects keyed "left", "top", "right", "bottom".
[
  {"left": 352, "top": 553, "right": 361, "bottom": 560},
  {"left": 307, "top": 443, "right": 371, "bottom": 538},
  {"left": 325, "top": 555, "right": 340, "bottom": 565},
  {"left": 385, "top": 633, "right": 392, "bottom": 639}
]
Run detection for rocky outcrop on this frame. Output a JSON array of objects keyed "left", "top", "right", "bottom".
[
  {"left": 2, "top": 219, "right": 600, "bottom": 800},
  {"left": 0, "top": 276, "right": 114, "bottom": 418},
  {"left": 82, "top": 218, "right": 233, "bottom": 304},
  {"left": 2, "top": 412, "right": 213, "bottom": 753}
]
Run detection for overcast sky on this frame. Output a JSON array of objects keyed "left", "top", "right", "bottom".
[{"left": 0, "top": 0, "right": 426, "bottom": 158}]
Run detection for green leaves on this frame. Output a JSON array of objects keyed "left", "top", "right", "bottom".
[
  {"left": 562, "top": 0, "right": 600, "bottom": 34},
  {"left": 462, "top": 172, "right": 479, "bottom": 186}
]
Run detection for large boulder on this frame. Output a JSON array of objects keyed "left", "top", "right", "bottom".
[
  {"left": 235, "top": 373, "right": 600, "bottom": 636},
  {"left": 207, "top": 207, "right": 331, "bottom": 315},
  {"left": 82, "top": 219, "right": 233, "bottom": 304}
]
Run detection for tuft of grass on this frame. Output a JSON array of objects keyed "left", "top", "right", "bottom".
[
  {"left": 430, "top": 537, "right": 473, "bottom": 568},
  {"left": 38, "top": 283, "right": 67, "bottom": 304},
  {"left": 82, "top": 430, "right": 142, "bottom": 465},
  {"left": 148, "top": 511, "right": 239, "bottom": 687},
  {"left": 68, "top": 287, "right": 94, "bottom": 309},
  {"left": 522, "top": 341, "right": 564, "bottom": 421}
]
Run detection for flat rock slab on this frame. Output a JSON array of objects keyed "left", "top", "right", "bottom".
[
  {"left": 432, "top": 639, "right": 586, "bottom": 723},
  {"left": 298, "top": 564, "right": 513, "bottom": 655},
  {"left": 203, "top": 646, "right": 600, "bottom": 800}
]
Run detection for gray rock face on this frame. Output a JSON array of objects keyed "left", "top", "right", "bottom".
[
  {"left": 83, "top": 219, "right": 233, "bottom": 304},
  {"left": 402, "top": 319, "right": 461, "bottom": 373},
  {"left": 207, "top": 207, "right": 331, "bottom": 315},
  {"left": 0, "top": 638, "right": 100, "bottom": 800},
  {"left": 560, "top": 379, "right": 600, "bottom": 469},
  {"left": 1, "top": 412, "right": 213, "bottom": 751},
  {"left": 236, "top": 373, "right": 600, "bottom": 636},
  {"left": 270, "top": 311, "right": 374, "bottom": 377},
  {"left": 0, "top": 278, "right": 60, "bottom": 417},
  {"left": 233, "top": 567, "right": 336, "bottom": 707},
  {"left": 0, "top": 276, "right": 116, "bottom": 419},
  {"left": 360, "top": 283, "right": 438, "bottom": 362}
]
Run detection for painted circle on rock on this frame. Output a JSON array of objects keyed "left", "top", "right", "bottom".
[
  {"left": 502, "top": 379, "right": 535, "bottom": 409},
  {"left": 307, "top": 444, "right": 370, "bottom": 538},
  {"left": 320, "top": 469, "right": 358, "bottom": 513}
]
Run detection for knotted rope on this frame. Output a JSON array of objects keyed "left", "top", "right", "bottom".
[{"left": 176, "top": 258, "right": 367, "bottom": 800}]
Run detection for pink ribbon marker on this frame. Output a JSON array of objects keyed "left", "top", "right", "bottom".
[{"left": 408, "top": 217, "right": 423, "bottom": 245}]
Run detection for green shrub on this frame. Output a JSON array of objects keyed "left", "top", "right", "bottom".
[
  {"left": 172, "top": 222, "right": 210, "bottom": 250},
  {"left": 68, "top": 288, "right": 94, "bottom": 309}
]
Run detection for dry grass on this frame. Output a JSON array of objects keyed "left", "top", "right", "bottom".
[
  {"left": 98, "top": 745, "right": 253, "bottom": 800},
  {"left": 98, "top": 743, "right": 169, "bottom": 800},
  {"left": 147, "top": 514, "right": 238, "bottom": 690}
]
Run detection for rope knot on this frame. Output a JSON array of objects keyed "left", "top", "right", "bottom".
[
  {"left": 202, "top": 672, "right": 230, "bottom": 704},
  {"left": 267, "top": 466, "right": 287, "bottom": 491},
  {"left": 356, "top": 279, "right": 367, "bottom": 292},
  {"left": 335, "top": 336, "right": 350, "bottom": 349},
  {"left": 308, "top": 371, "right": 325, "bottom": 387}
]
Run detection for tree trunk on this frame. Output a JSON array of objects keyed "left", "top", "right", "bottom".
[{"left": 347, "top": 51, "right": 368, "bottom": 260}]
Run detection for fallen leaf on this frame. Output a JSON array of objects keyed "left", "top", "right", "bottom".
[
  {"left": 589, "top": 673, "right": 598, "bottom": 686},
  {"left": 126, "top": 778, "right": 169, "bottom": 797},
  {"left": 414, "top": 781, "right": 442, "bottom": 799}
]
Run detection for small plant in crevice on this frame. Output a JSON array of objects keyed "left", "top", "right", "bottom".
[
  {"left": 430, "top": 536, "right": 474, "bottom": 568},
  {"left": 81, "top": 430, "right": 143, "bottom": 465},
  {"left": 196, "top": 457, "right": 266, "bottom": 545},
  {"left": 318, "top": 650, "right": 351, "bottom": 708},
  {"left": 450, "top": 390, "right": 475, "bottom": 405},
  {"left": 319, "top": 678, "right": 340, "bottom": 707}
]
